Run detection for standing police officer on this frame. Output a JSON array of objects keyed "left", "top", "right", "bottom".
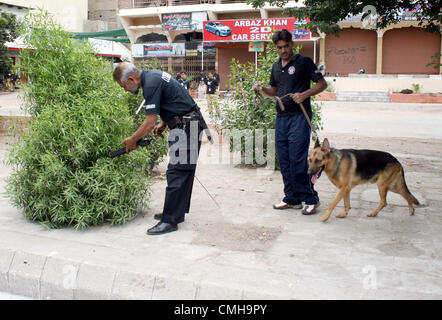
[
  {"left": 253, "top": 29, "right": 327, "bottom": 215},
  {"left": 204, "top": 71, "right": 218, "bottom": 95},
  {"left": 179, "top": 71, "right": 191, "bottom": 94},
  {"left": 113, "top": 62, "right": 205, "bottom": 235}
]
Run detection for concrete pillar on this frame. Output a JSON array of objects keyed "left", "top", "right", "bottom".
[
  {"left": 376, "top": 29, "right": 384, "bottom": 74},
  {"left": 207, "top": 11, "right": 218, "bottom": 20},
  {"left": 215, "top": 46, "right": 219, "bottom": 73},
  {"left": 319, "top": 32, "right": 326, "bottom": 67},
  {"left": 168, "top": 57, "right": 172, "bottom": 73},
  {"left": 260, "top": 9, "right": 268, "bottom": 19}
]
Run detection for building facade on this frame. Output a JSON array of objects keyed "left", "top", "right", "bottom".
[
  {"left": 87, "top": 0, "right": 122, "bottom": 32},
  {"left": 1, "top": 0, "right": 88, "bottom": 32},
  {"left": 117, "top": 0, "right": 441, "bottom": 90},
  {"left": 323, "top": 17, "right": 442, "bottom": 76},
  {"left": 118, "top": 0, "right": 317, "bottom": 90}
]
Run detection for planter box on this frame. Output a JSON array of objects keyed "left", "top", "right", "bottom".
[
  {"left": 316, "top": 92, "right": 336, "bottom": 101},
  {"left": 390, "top": 93, "right": 442, "bottom": 103},
  {"left": 0, "top": 115, "right": 30, "bottom": 135}
]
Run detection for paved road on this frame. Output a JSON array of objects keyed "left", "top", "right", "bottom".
[
  {"left": 320, "top": 101, "right": 442, "bottom": 139},
  {"left": 2, "top": 91, "right": 442, "bottom": 139},
  {"left": 0, "top": 91, "right": 26, "bottom": 116}
]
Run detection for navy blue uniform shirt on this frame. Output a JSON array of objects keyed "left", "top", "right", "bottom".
[
  {"left": 179, "top": 78, "right": 190, "bottom": 90},
  {"left": 141, "top": 70, "right": 196, "bottom": 122},
  {"left": 270, "top": 53, "right": 323, "bottom": 115},
  {"left": 205, "top": 78, "right": 218, "bottom": 94}
]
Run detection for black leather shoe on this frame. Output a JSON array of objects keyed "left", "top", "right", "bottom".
[{"left": 147, "top": 222, "right": 178, "bottom": 235}]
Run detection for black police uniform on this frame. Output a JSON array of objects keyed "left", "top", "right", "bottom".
[
  {"left": 269, "top": 53, "right": 323, "bottom": 206},
  {"left": 205, "top": 77, "right": 218, "bottom": 94},
  {"left": 196, "top": 73, "right": 206, "bottom": 84},
  {"left": 179, "top": 78, "right": 190, "bottom": 91},
  {"left": 214, "top": 73, "right": 220, "bottom": 84},
  {"left": 141, "top": 70, "right": 203, "bottom": 225}
]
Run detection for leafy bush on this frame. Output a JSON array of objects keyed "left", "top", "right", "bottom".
[
  {"left": 0, "top": 9, "right": 18, "bottom": 75},
  {"left": 325, "top": 80, "right": 334, "bottom": 92},
  {"left": 211, "top": 43, "right": 323, "bottom": 169},
  {"left": 6, "top": 10, "right": 167, "bottom": 229},
  {"left": 411, "top": 83, "right": 421, "bottom": 94}
]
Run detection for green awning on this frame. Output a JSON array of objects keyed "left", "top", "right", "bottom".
[
  {"left": 70, "top": 29, "right": 129, "bottom": 43},
  {"left": 89, "top": 37, "right": 130, "bottom": 43}
]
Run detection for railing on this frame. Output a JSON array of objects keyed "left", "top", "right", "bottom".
[{"left": 121, "top": 0, "right": 248, "bottom": 9}]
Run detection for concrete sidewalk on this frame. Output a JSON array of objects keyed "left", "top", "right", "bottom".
[{"left": 1, "top": 92, "right": 442, "bottom": 299}]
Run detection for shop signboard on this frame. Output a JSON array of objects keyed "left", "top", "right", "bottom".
[
  {"left": 132, "top": 42, "right": 216, "bottom": 58},
  {"left": 203, "top": 18, "right": 310, "bottom": 42},
  {"left": 132, "top": 43, "right": 186, "bottom": 57},
  {"left": 185, "top": 42, "right": 198, "bottom": 56},
  {"left": 184, "top": 42, "right": 216, "bottom": 56},
  {"left": 162, "top": 12, "right": 207, "bottom": 31},
  {"left": 248, "top": 41, "right": 264, "bottom": 52},
  {"left": 198, "top": 42, "right": 216, "bottom": 55},
  {"left": 162, "top": 13, "right": 192, "bottom": 31}
]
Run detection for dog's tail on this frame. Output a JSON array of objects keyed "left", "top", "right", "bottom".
[{"left": 400, "top": 168, "right": 420, "bottom": 206}]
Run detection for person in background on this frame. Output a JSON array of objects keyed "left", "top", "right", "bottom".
[
  {"left": 205, "top": 71, "right": 219, "bottom": 115},
  {"left": 179, "top": 72, "right": 191, "bottom": 94},
  {"left": 196, "top": 71, "right": 206, "bottom": 85},
  {"left": 197, "top": 71, "right": 207, "bottom": 100},
  {"left": 175, "top": 71, "right": 182, "bottom": 81},
  {"left": 212, "top": 70, "right": 220, "bottom": 91}
]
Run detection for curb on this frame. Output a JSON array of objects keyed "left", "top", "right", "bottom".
[{"left": 0, "top": 248, "right": 290, "bottom": 300}]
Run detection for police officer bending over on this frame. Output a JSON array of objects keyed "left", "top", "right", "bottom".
[{"left": 113, "top": 62, "right": 206, "bottom": 235}]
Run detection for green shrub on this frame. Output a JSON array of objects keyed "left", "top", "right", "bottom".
[
  {"left": 6, "top": 10, "right": 167, "bottom": 229},
  {"left": 212, "top": 43, "right": 323, "bottom": 169},
  {"left": 411, "top": 83, "right": 421, "bottom": 94},
  {"left": 325, "top": 80, "right": 334, "bottom": 92}
]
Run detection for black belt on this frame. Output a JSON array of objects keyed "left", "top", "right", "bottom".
[
  {"left": 166, "top": 106, "right": 214, "bottom": 144},
  {"left": 166, "top": 108, "right": 198, "bottom": 130}
]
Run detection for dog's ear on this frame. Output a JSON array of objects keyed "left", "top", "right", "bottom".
[
  {"left": 314, "top": 138, "right": 321, "bottom": 149},
  {"left": 322, "top": 138, "right": 330, "bottom": 153}
]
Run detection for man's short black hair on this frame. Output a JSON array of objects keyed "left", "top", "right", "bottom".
[{"left": 272, "top": 29, "right": 292, "bottom": 44}]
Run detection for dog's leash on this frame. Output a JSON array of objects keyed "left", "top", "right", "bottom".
[
  {"left": 257, "top": 90, "right": 323, "bottom": 183},
  {"left": 256, "top": 91, "right": 320, "bottom": 142}
]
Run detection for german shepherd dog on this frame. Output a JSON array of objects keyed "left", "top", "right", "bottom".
[{"left": 308, "top": 138, "right": 420, "bottom": 222}]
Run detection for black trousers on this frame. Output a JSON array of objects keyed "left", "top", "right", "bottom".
[{"left": 161, "top": 120, "right": 202, "bottom": 225}]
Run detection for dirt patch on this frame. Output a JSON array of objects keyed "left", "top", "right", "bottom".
[
  {"left": 377, "top": 241, "right": 425, "bottom": 258},
  {"left": 192, "top": 221, "right": 282, "bottom": 252}
]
